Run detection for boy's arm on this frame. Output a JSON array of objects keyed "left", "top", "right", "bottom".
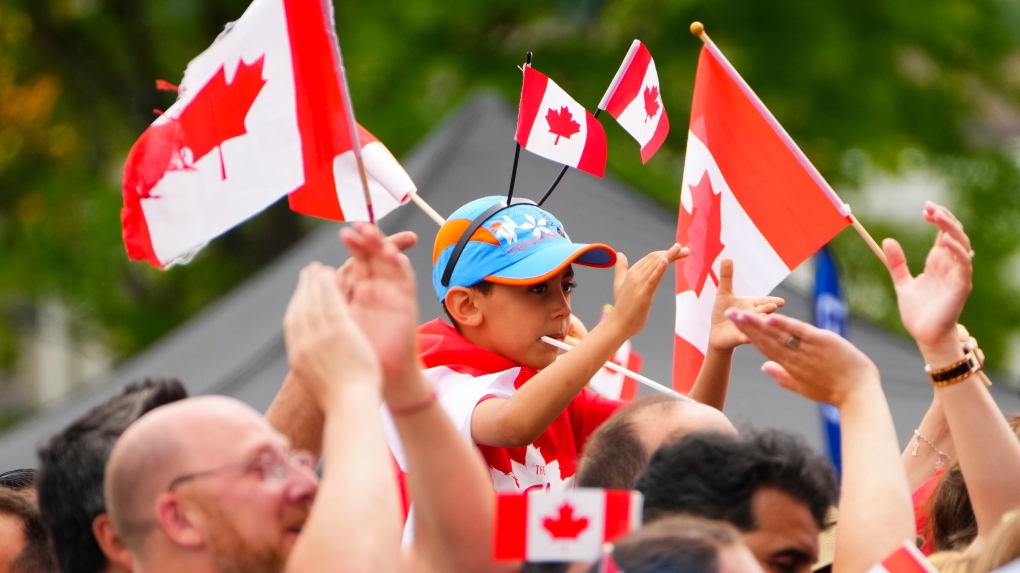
[
  {"left": 687, "top": 259, "right": 784, "bottom": 409},
  {"left": 283, "top": 264, "right": 402, "bottom": 573},
  {"left": 472, "top": 245, "right": 687, "bottom": 448},
  {"left": 884, "top": 203, "right": 1020, "bottom": 540},
  {"left": 339, "top": 224, "right": 515, "bottom": 573},
  {"left": 729, "top": 310, "right": 913, "bottom": 573}
]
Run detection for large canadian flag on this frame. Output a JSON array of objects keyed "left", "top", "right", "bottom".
[
  {"left": 673, "top": 44, "right": 851, "bottom": 392},
  {"left": 866, "top": 542, "right": 938, "bottom": 573},
  {"left": 493, "top": 488, "right": 642, "bottom": 563},
  {"left": 599, "top": 40, "right": 670, "bottom": 163},
  {"left": 122, "top": 0, "right": 414, "bottom": 268},
  {"left": 516, "top": 65, "right": 607, "bottom": 178}
]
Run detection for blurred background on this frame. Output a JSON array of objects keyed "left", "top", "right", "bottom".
[{"left": 2, "top": 0, "right": 1020, "bottom": 432}]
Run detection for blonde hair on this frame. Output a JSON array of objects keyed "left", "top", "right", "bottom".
[{"left": 929, "top": 511, "right": 1020, "bottom": 573}]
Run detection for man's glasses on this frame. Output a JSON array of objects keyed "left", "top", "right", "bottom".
[{"left": 167, "top": 450, "right": 315, "bottom": 492}]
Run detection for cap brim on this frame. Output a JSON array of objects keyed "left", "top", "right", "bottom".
[{"left": 485, "top": 243, "right": 616, "bottom": 286}]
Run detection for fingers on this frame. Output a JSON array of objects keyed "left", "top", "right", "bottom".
[
  {"left": 761, "top": 361, "right": 799, "bottom": 393},
  {"left": 938, "top": 232, "right": 973, "bottom": 269},
  {"left": 385, "top": 231, "right": 418, "bottom": 252},
  {"left": 717, "top": 259, "right": 734, "bottom": 295},
  {"left": 882, "top": 238, "right": 912, "bottom": 287},
  {"left": 613, "top": 252, "right": 629, "bottom": 297},
  {"left": 663, "top": 243, "right": 688, "bottom": 263},
  {"left": 925, "top": 202, "right": 971, "bottom": 251}
]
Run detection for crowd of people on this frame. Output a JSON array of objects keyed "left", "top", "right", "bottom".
[{"left": 1, "top": 196, "right": 1019, "bottom": 573}]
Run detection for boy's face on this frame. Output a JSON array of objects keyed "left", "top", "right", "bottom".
[{"left": 472, "top": 266, "right": 576, "bottom": 370}]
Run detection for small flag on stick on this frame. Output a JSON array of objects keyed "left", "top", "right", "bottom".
[
  {"left": 672, "top": 27, "right": 851, "bottom": 392},
  {"left": 516, "top": 65, "right": 607, "bottom": 178},
  {"left": 599, "top": 40, "right": 670, "bottom": 163},
  {"left": 866, "top": 541, "right": 938, "bottom": 573},
  {"left": 494, "top": 488, "right": 642, "bottom": 563},
  {"left": 589, "top": 305, "right": 643, "bottom": 401}
]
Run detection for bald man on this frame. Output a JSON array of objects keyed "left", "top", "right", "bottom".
[{"left": 576, "top": 395, "right": 736, "bottom": 490}]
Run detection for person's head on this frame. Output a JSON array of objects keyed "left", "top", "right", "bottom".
[
  {"left": 926, "top": 413, "right": 1020, "bottom": 554},
  {"left": 37, "top": 376, "right": 187, "bottom": 573},
  {"left": 597, "top": 516, "right": 764, "bottom": 573},
  {"left": 432, "top": 196, "right": 616, "bottom": 369},
  {"left": 636, "top": 429, "right": 838, "bottom": 573},
  {"left": 0, "top": 489, "right": 57, "bottom": 573},
  {"left": 105, "top": 396, "right": 318, "bottom": 573},
  {"left": 576, "top": 396, "right": 736, "bottom": 489}
]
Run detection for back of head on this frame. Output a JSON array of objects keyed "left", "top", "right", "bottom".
[
  {"left": 636, "top": 428, "right": 836, "bottom": 531},
  {"left": 599, "top": 516, "right": 749, "bottom": 573},
  {"left": 37, "top": 377, "right": 187, "bottom": 573},
  {"left": 577, "top": 395, "right": 679, "bottom": 490},
  {"left": 0, "top": 488, "right": 58, "bottom": 573},
  {"left": 0, "top": 469, "right": 37, "bottom": 494}
]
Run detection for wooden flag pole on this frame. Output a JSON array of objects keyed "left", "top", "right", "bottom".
[
  {"left": 411, "top": 193, "right": 446, "bottom": 226},
  {"left": 691, "top": 21, "right": 889, "bottom": 267}
]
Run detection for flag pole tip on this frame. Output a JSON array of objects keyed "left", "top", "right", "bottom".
[{"left": 690, "top": 22, "right": 705, "bottom": 36}]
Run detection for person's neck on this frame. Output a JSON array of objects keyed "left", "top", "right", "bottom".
[
  {"left": 134, "top": 546, "right": 223, "bottom": 573},
  {"left": 102, "top": 563, "right": 131, "bottom": 573}
]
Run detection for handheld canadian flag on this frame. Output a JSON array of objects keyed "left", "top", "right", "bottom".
[
  {"left": 122, "top": 0, "right": 414, "bottom": 268},
  {"left": 599, "top": 40, "right": 670, "bottom": 163},
  {"left": 866, "top": 541, "right": 938, "bottom": 573},
  {"left": 516, "top": 65, "right": 607, "bottom": 178},
  {"left": 672, "top": 41, "right": 851, "bottom": 392},
  {"left": 589, "top": 306, "right": 643, "bottom": 401},
  {"left": 494, "top": 488, "right": 643, "bottom": 563}
]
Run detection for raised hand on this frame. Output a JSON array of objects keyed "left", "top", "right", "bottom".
[
  {"left": 609, "top": 244, "right": 689, "bottom": 337},
  {"left": 883, "top": 202, "right": 972, "bottom": 357},
  {"left": 283, "top": 263, "right": 381, "bottom": 407},
  {"left": 708, "top": 259, "right": 785, "bottom": 352},
  {"left": 338, "top": 223, "right": 423, "bottom": 397},
  {"left": 336, "top": 230, "right": 417, "bottom": 299},
  {"left": 726, "top": 309, "right": 880, "bottom": 407}
]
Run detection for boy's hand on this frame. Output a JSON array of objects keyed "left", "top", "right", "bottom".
[
  {"left": 336, "top": 230, "right": 417, "bottom": 299},
  {"left": 609, "top": 243, "right": 689, "bottom": 337},
  {"left": 339, "top": 223, "right": 423, "bottom": 401},
  {"left": 709, "top": 259, "right": 785, "bottom": 352},
  {"left": 726, "top": 309, "right": 880, "bottom": 408},
  {"left": 284, "top": 263, "right": 382, "bottom": 408}
]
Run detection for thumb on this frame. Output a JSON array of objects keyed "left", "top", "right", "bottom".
[
  {"left": 882, "top": 238, "right": 912, "bottom": 287},
  {"left": 717, "top": 259, "right": 734, "bottom": 295},
  {"left": 614, "top": 252, "right": 629, "bottom": 294},
  {"left": 761, "top": 361, "right": 799, "bottom": 393}
]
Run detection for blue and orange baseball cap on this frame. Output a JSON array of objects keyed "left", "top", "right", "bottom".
[{"left": 432, "top": 196, "right": 617, "bottom": 302}]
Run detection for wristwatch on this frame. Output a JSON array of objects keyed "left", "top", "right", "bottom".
[{"left": 925, "top": 349, "right": 983, "bottom": 387}]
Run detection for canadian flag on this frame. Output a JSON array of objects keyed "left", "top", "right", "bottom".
[
  {"left": 589, "top": 306, "right": 643, "bottom": 401},
  {"left": 122, "top": 0, "right": 414, "bottom": 268},
  {"left": 493, "top": 488, "right": 643, "bottom": 563},
  {"left": 672, "top": 44, "right": 851, "bottom": 392},
  {"left": 599, "top": 40, "right": 670, "bottom": 163},
  {"left": 866, "top": 542, "right": 938, "bottom": 573},
  {"left": 516, "top": 65, "right": 607, "bottom": 178}
]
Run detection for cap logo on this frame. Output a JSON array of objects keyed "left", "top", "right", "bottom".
[{"left": 486, "top": 211, "right": 563, "bottom": 256}]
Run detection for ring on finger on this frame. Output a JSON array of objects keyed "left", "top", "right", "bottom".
[{"left": 786, "top": 335, "right": 801, "bottom": 350}]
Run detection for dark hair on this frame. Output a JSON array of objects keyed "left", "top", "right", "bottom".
[
  {"left": 577, "top": 395, "right": 677, "bottom": 490},
  {"left": 0, "top": 469, "right": 37, "bottom": 492},
  {"left": 0, "top": 489, "right": 58, "bottom": 572},
  {"left": 441, "top": 281, "right": 494, "bottom": 330},
  {"left": 591, "top": 516, "right": 742, "bottom": 573},
  {"left": 636, "top": 429, "right": 837, "bottom": 531},
  {"left": 36, "top": 377, "right": 187, "bottom": 573}
]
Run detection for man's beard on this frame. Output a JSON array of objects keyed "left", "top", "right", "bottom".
[{"left": 193, "top": 495, "right": 305, "bottom": 573}]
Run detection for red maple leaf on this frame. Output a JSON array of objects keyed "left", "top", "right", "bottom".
[
  {"left": 676, "top": 170, "right": 724, "bottom": 297},
  {"left": 643, "top": 85, "right": 660, "bottom": 122},
  {"left": 543, "top": 503, "right": 589, "bottom": 540},
  {"left": 123, "top": 56, "right": 267, "bottom": 200},
  {"left": 546, "top": 106, "right": 581, "bottom": 144}
]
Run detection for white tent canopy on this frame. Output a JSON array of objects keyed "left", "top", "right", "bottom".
[{"left": 1, "top": 93, "right": 1016, "bottom": 471}]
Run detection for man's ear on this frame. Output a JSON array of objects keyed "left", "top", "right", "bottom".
[
  {"left": 92, "top": 513, "right": 134, "bottom": 572},
  {"left": 154, "top": 493, "right": 205, "bottom": 549},
  {"left": 445, "top": 287, "right": 483, "bottom": 328}
]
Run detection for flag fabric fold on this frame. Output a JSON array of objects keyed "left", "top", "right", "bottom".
[
  {"left": 121, "top": 0, "right": 414, "bottom": 268},
  {"left": 589, "top": 306, "right": 643, "bottom": 401},
  {"left": 600, "top": 40, "right": 670, "bottom": 163},
  {"left": 516, "top": 65, "right": 607, "bottom": 178},
  {"left": 672, "top": 43, "right": 851, "bottom": 392},
  {"left": 494, "top": 488, "right": 643, "bottom": 562}
]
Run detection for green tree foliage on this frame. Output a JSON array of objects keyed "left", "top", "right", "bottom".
[{"left": 1, "top": 0, "right": 1019, "bottom": 376}]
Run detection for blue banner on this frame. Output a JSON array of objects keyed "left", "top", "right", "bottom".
[{"left": 813, "top": 245, "right": 847, "bottom": 479}]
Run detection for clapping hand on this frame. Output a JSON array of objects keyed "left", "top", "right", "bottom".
[
  {"left": 709, "top": 259, "right": 785, "bottom": 352},
  {"left": 609, "top": 244, "right": 690, "bottom": 337}
]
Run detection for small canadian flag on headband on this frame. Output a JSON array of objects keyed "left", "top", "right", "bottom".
[
  {"left": 599, "top": 40, "right": 670, "bottom": 163},
  {"left": 866, "top": 542, "right": 938, "bottom": 573},
  {"left": 516, "top": 65, "right": 608, "bottom": 178},
  {"left": 494, "top": 488, "right": 643, "bottom": 563}
]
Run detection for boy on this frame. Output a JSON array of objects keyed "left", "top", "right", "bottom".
[{"left": 384, "top": 195, "right": 687, "bottom": 493}]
